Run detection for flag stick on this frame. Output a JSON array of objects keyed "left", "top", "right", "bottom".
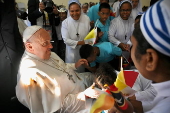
[{"left": 120, "top": 56, "right": 123, "bottom": 71}]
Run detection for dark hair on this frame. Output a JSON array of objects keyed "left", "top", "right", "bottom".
[
  {"left": 95, "top": 63, "right": 117, "bottom": 87},
  {"left": 79, "top": 44, "right": 93, "bottom": 59},
  {"left": 133, "top": 22, "right": 170, "bottom": 66},
  {"left": 135, "top": 15, "right": 142, "bottom": 21},
  {"left": 99, "top": 3, "right": 111, "bottom": 11},
  {"left": 69, "top": 2, "right": 81, "bottom": 9},
  {"left": 82, "top": 3, "right": 88, "bottom": 7}
]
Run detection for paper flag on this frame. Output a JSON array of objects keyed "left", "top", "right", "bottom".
[
  {"left": 114, "top": 70, "right": 139, "bottom": 91},
  {"left": 84, "top": 27, "right": 97, "bottom": 46},
  {"left": 90, "top": 94, "right": 115, "bottom": 113}
]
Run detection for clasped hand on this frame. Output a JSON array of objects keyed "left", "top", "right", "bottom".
[
  {"left": 118, "top": 43, "right": 130, "bottom": 52},
  {"left": 75, "top": 59, "right": 89, "bottom": 69}
]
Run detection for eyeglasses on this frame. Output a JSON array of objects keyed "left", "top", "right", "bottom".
[
  {"left": 39, "top": 40, "right": 54, "bottom": 47},
  {"left": 100, "top": 12, "right": 110, "bottom": 16},
  {"left": 120, "top": 9, "right": 131, "bottom": 12}
]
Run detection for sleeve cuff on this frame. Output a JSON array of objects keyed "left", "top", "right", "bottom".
[{"left": 116, "top": 41, "right": 121, "bottom": 46}]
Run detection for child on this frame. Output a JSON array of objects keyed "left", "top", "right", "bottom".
[
  {"left": 79, "top": 43, "right": 122, "bottom": 72},
  {"left": 95, "top": 3, "right": 111, "bottom": 42},
  {"left": 93, "top": 63, "right": 133, "bottom": 113},
  {"left": 82, "top": 3, "right": 88, "bottom": 15}
]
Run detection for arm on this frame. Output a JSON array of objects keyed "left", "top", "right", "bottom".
[
  {"left": 108, "top": 20, "right": 121, "bottom": 46},
  {"left": 28, "top": 0, "right": 43, "bottom": 25},
  {"left": 48, "top": 5, "right": 60, "bottom": 26},
  {"left": 110, "top": 43, "right": 122, "bottom": 56},
  {"left": 61, "top": 20, "right": 81, "bottom": 49},
  {"left": 131, "top": 74, "right": 157, "bottom": 101},
  {"left": 16, "top": 68, "right": 61, "bottom": 113}
]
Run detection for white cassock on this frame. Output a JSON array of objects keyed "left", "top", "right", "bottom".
[
  {"left": 130, "top": 0, "right": 142, "bottom": 20},
  {"left": 16, "top": 51, "right": 94, "bottom": 113},
  {"left": 108, "top": 16, "right": 133, "bottom": 59},
  {"left": 61, "top": 14, "right": 90, "bottom": 72}
]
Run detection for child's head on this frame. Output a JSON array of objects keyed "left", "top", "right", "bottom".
[
  {"left": 82, "top": 3, "right": 88, "bottom": 13},
  {"left": 98, "top": 3, "right": 111, "bottom": 23},
  {"left": 58, "top": 8, "right": 67, "bottom": 21},
  {"left": 79, "top": 44, "right": 98, "bottom": 63},
  {"left": 95, "top": 27, "right": 102, "bottom": 43},
  {"left": 95, "top": 63, "right": 117, "bottom": 89}
]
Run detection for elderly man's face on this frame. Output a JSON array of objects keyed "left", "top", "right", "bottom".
[{"left": 31, "top": 29, "right": 53, "bottom": 60}]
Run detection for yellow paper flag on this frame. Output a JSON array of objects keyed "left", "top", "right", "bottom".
[
  {"left": 84, "top": 27, "right": 97, "bottom": 46},
  {"left": 90, "top": 94, "right": 115, "bottom": 113},
  {"left": 114, "top": 70, "right": 128, "bottom": 91}
]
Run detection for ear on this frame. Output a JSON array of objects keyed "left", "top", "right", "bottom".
[
  {"left": 93, "top": 47, "right": 98, "bottom": 55},
  {"left": 145, "top": 49, "right": 158, "bottom": 71},
  {"left": 25, "top": 42, "right": 34, "bottom": 52}
]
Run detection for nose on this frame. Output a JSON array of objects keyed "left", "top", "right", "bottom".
[
  {"left": 103, "top": 14, "right": 108, "bottom": 18},
  {"left": 49, "top": 42, "right": 53, "bottom": 49}
]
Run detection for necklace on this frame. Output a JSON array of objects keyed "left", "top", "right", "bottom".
[
  {"left": 73, "top": 20, "right": 80, "bottom": 37},
  {"left": 26, "top": 53, "right": 81, "bottom": 83},
  {"left": 119, "top": 18, "right": 129, "bottom": 40}
]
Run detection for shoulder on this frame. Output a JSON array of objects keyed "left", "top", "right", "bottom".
[
  {"left": 90, "top": 4, "right": 98, "bottom": 9},
  {"left": 82, "top": 14, "right": 90, "bottom": 21},
  {"left": 51, "top": 52, "right": 60, "bottom": 59},
  {"left": 95, "top": 42, "right": 108, "bottom": 47},
  {"left": 62, "top": 17, "right": 71, "bottom": 27},
  {"left": 111, "top": 17, "right": 119, "bottom": 23},
  {"left": 62, "top": 17, "right": 69, "bottom": 24}
]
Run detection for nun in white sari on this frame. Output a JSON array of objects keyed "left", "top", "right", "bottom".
[
  {"left": 61, "top": 0, "right": 90, "bottom": 72},
  {"left": 109, "top": 0, "right": 133, "bottom": 59},
  {"left": 130, "top": 0, "right": 142, "bottom": 20}
]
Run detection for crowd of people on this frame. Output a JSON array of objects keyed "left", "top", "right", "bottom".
[{"left": 0, "top": 0, "right": 169, "bottom": 113}]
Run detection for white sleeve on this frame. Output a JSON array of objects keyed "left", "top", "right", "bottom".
[
  {"left": 127, "top": 40, "right": 132, "bottom": 46},
  {"left": 108, "top": 20, "right": 121, "bottom": 46},
  {"left": 133, "top": 74, "right": 157, "bottom": 101},
  {"left": 16, "top": 69, "right": 61, "bottom": 113},
  {"left": 51, "top": 52, "right": 77, "bottom": 70},
  {"left": 61, "top": 20, "right": 78, "bottom": 49}
]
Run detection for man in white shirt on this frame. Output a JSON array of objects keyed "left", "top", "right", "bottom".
[{"left": 16, "top": 25, "right": 96, "bottom": 113}]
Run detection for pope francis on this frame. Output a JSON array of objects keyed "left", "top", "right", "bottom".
[{"left": 16, "top": 25, "right": 95, "bottom": 113}]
